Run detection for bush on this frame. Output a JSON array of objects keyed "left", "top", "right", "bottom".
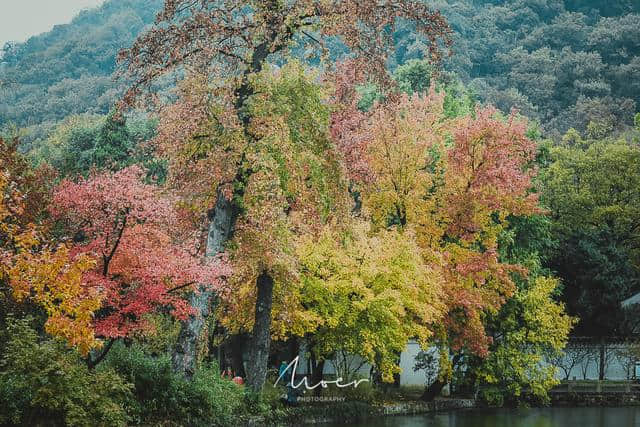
[
  {"left": 0, "top": 317, "right": 132, "bottom": 427},
  {"left": 104, "top": 342, "right": 243, "bottom": 425}
]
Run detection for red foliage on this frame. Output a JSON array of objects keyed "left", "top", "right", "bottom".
[
  {"left": 446, "top": 106, "right": 539, "bottom": 240},
  {"left": 52, "top": 166, "right": 230, "bottom": 338},
  {"left": 328, "top": 61, "right": 375, "bottom": 184},
  {"left": 329, "top": 87, "right": 540, "bottom": 358}
]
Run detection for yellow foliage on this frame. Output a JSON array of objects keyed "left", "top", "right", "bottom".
[
  {"left": 1, "top": 170, "right": 103, "bottom": 356},
  {"left": 293, "top": 220, "right": 446, "bottom": 382}
]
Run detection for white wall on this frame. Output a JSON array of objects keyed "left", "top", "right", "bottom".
[
  {"left": 551, "top": 343, "right": 637, "bottom": 381},
  {"left": 287, "top": 340, "right": 639, "bottom": 386},
  {"left": 291, "top": 340, "right": 434, "bottom": 387}
]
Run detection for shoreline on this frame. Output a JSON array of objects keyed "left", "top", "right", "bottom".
[{"left": 242, "top": 392, "right": 640, "bottom": 426}]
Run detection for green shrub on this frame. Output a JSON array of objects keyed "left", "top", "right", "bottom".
[
  {"left": 479, "top": 386, "right": 505, "bottom": 407},
  {"left": 105, "top": 343, "right": 243, "bottom": 425},
  {"left": 0, "top": 317, "right": 132, "bottom": 427}
]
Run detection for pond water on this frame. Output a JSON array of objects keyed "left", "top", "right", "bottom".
[{"left": 334, "top": 407, "right": 640, "bottom": 427}]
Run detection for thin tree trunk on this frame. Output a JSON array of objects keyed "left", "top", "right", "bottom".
[
  {"left": 246, "top": 271, "right": 275, "bottom": 392},
  {"left": 288, "top": 337, "right": 300, "bottom": 363},
  {"left": 229, "top": 333, "right": 247, "bottom": 378},
  {"left": 310, "top": 356, "right": 325, "bottom": 397},
  {"left": 421, "top": 352, "right": 460, "bottom": 402},
  {"left": 599, "top": 339, "right": 606, "bottom": 381},
  {"left": 172, "top": 192, "right": 233, "bottom": 377},
  {"left": 87, "top": 338, "right": 115, "bottom": 369}
]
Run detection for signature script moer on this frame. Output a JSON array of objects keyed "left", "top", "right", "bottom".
[{"left": 274, "top": 356, "right": 369, "bottom": 390}]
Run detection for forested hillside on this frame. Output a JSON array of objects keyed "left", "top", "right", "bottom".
[
  {"left": 0, "top": 0, "right": 162, "bottom": 139},
  {"left": 1, "top": 0, "right": 639, "bottom": 141},
  {"left": 446, "top": 0, "right": 640, "bottom": 137}
]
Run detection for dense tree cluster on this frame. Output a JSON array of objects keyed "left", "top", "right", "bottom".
[
  {"left": 1, "top": 0, "right": 639, "bottom": 424},
  {"left": 542, "top": 125, "right": 640, "bottom": 339},
  {"left": 412, "top": 0, "right": 640, "bottom": 137}
]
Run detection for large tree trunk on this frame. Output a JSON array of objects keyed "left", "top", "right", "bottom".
[
  {"left": 170, "top": 15, "right": 281, "bottom": 379},
  {"left": 172, "top": 192, "right": 233, "bottom": 377},
  {"left": 246, "top": 271, "right": 275, "bottom": 392}
]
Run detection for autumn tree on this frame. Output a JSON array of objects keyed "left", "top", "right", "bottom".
[
  {"left": 473, "top": 276, "right": 573, "bottom": 405},
  {"left": 119, "top": 0, "right": 452, "bottom": 390},
  {"left": 51, "top": 166, "right": 228, "bottom": 366},
  {"left": 0, "top": 137, "right": 101, "bottom": 355},
  {"left": 332, "top": 82, "right": 544, "bottom": 399},
  {"left": 465, "top": 213, "right": 574, "bottom": 405},
  {"left": 294, "top": 221, "right": 445, "bottom": 384}
]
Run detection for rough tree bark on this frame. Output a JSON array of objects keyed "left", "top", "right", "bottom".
[
  {"left": 172, "top": 192, "right": 233, "bottom": 377},
  {"left": 171, "top": 15, "right": 282, "bottom": 379},
  {"left": 245, "top": 271, "right": 275, "bottom": 392}
]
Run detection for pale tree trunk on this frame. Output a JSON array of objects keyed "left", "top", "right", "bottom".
[
  {"left": 246, "top": 271, "right": 275, "bottom": 392},
  {"left": 172, "top": 192, "right": 233, "bottom": 377}
]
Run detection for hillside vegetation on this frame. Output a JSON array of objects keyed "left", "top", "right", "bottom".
[{"left": 1, "top": 0, "right": 638, "bottom": 141}]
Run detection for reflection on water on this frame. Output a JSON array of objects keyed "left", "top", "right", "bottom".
[{"left": 334, "top": 407, "right": 640, "bottom": 427}]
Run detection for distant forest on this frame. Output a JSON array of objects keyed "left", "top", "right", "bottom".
[{"left": 1, "top": 0, "right": 639, "bottom": 142}]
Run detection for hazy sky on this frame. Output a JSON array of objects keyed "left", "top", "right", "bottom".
[{"left": 0, "top": 0, "right": 106, "bottom": 46}]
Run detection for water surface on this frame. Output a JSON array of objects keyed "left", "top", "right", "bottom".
[{"left": 334, "top": 407, "right": 640, "bottom": 427}]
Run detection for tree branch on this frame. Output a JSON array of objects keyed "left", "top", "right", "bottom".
[{"left": 87, "top": 338, "right": 116, "bottom": 369}]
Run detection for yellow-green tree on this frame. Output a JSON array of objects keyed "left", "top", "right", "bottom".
[
  {"left": 295, "top": 221, "right": 445, "bottom": 382},
  {"left": 475, "top": 276, "right": 574, "bottom": 405}
]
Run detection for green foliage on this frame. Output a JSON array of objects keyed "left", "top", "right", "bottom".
[
  {"left": 357, "top": 60, "right": 476, "bottom": 118},
  {"left": 3, "top": 0, "right": 638, "bottom": 141},
  {"left": 93, "top": 110, "right": 133, "bottom": 169},
  {"left": 475, "top": 277, "right": 574, "bottom": 406},
  {"left": 411, "top": 0, "right": 639, "bottom": 137},
  {"left": 565, "top": 0, "right": 640, "bottom": 16},
  {"left": 104, "top": 343, "right": 243, "bottom": 426},
  {"left": 356, "top": 83, "right": 384, "bottom": 112},
  {"left": 542, "top": 133, "right": 640, "bottom": 337},
  {"left": 28, "top": 111, "right": 161, "bottom": 179},
  {"left": 0, "top": 317, "right": 132, "bottom": 427},
  {"left": 394, "top": 59, "right": 434, "bottom": 95},
  {"left": 457, "top": 210, "right": 573, "bottom": 406}
]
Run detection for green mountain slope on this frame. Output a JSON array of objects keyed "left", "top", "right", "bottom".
[
  {"left": 1, "top": 0, "right": 638, "bottom": 139},
  {"left": 0, "top": 0, "right": 162, "bottom": 135}
]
